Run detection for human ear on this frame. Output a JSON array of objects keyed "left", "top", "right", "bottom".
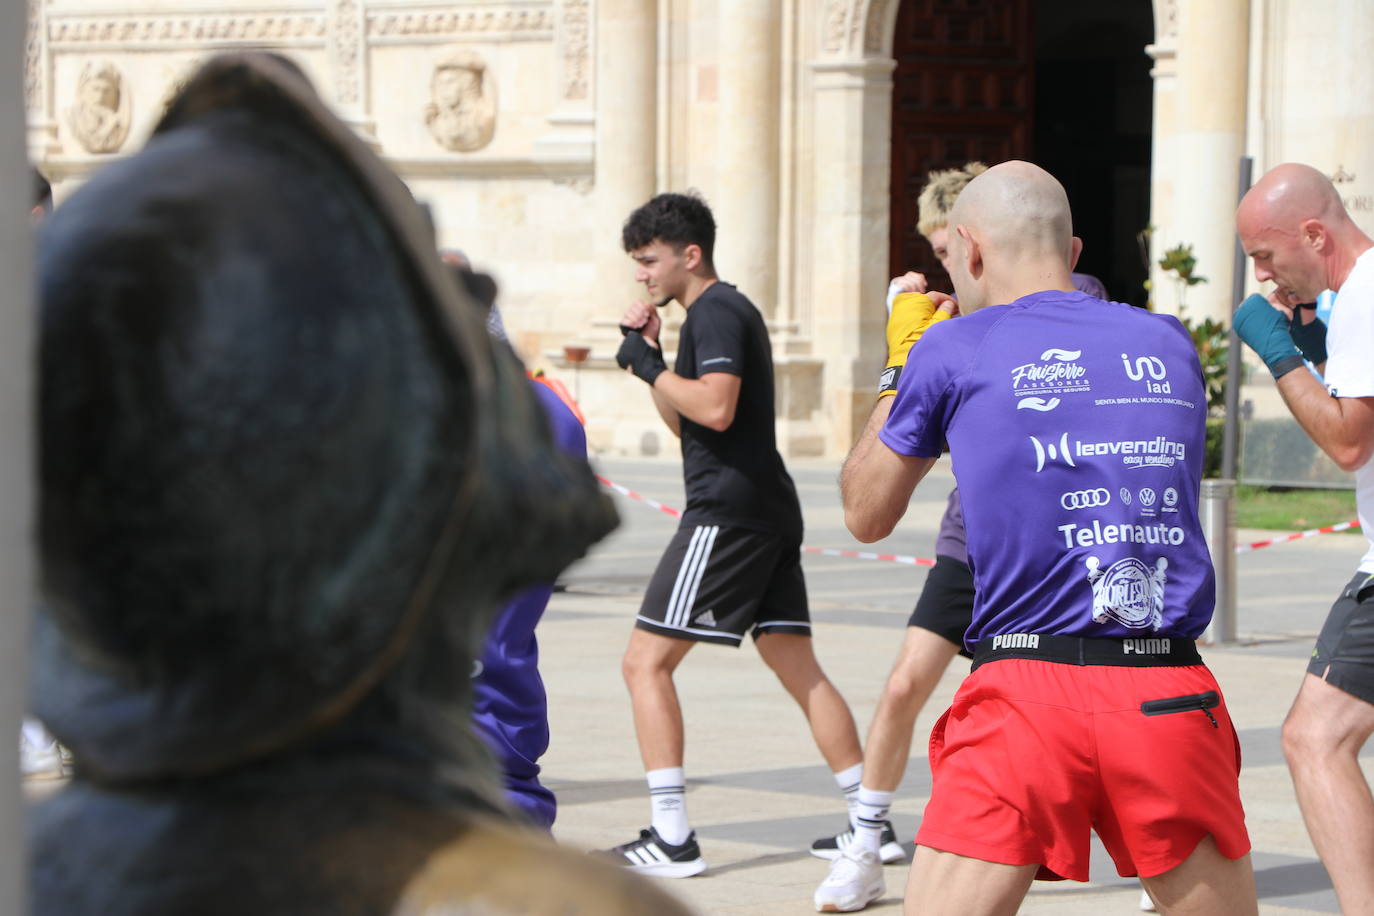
[
  {"left": 957, "top": 226, "right": 982, "bottom": 279},
  {"left": 683, "top": 243, "right": 701, "bottom": 271},
  {"left": 1070, "top": 236, "right": 1084, "bottom": 271}
]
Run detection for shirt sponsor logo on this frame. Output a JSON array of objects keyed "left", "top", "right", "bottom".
[
  {"left": 1058, "top": 519, "right": 1186, "bottom": 548},
  {"left": 701, "top": 356, "right": 734, "bottom": 366},
  {"left": 1011, "top": 347, "right": 1091, "bottom": 410},
  {"left": 1031, "top": 434, "right": 1187, "bottom": 471},
  {"left": 1060, "top": 488, "right": 1110, "bottom": 510},
  {"left": 1162, "top": 487, "right": 1180, "bottom": 513},
  {"left": 1120, "top": 487, "right": 1133, "bottom": 506},
  {"left": 1087, "top": 555, "right": 1168, "bottom": 631},
  {"left": 991, "top": 633, "right": 1040, "bottom": 651},
  {"left": 1138, "top": 488, "right": 1157, "bottom": 507},
  {"left": 1121, "top": 353, "right": 1172, "bottom": 394}
]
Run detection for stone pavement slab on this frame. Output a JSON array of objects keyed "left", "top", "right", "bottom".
[{"left": 542, "top": 456, "right": 1367, "bottom": 914}]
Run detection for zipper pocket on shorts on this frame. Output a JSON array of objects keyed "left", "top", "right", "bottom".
[{"left": 1140, "top": 690, "right": 1220, "bottom": 728}]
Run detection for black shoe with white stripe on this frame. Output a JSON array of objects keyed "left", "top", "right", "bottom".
[
  {"left": 809, "top": 820, "right": 905, "bottom": 864},
  {"left": 605, "top": 827, "right": 707, "bottom": 878}
]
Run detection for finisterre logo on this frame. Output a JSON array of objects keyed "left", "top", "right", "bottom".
[
  {"left": 1011, "top": 347, "right": 1091, "bottom": 411},
  {"left": 1061, "top": 488, "right": 1111, "bottom": 510},
  {"left": 1121, "top": 353, "right": 1172, "bottom": 393},
  {"left": 1086, "top": 555, "right": 1168, "bottom": 630}
]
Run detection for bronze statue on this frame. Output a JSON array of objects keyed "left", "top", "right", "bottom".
[{"left": 30, "top": 52, "right": 689, "bottom": 916}]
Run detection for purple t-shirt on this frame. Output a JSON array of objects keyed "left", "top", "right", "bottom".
[{"left": 880, "top": 290, "right": 1214, "bottom": 648}]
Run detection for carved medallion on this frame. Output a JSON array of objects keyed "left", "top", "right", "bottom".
[
  {"left": 424, "top": 49, "right": 497, "bottom": 152},
  {"left": 67, "top": 60, "right": 130, "bottom": 154}
]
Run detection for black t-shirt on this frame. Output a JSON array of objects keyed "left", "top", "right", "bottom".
[{"left": 673, "top": 282, "right": 803, "bottom": 541}]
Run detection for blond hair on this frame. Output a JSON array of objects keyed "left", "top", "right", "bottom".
[{"left": 916, "top": 161, "right": 988, "bottom": 238}]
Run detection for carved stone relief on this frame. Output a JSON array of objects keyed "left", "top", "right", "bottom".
[
  {"left": 560, "top": 0, "right": 589, "bottom": 100},
  {"left": 424, "top": 49, "right": 497, "bottom": 152},
  {"left": 26, "top": 0, "right": 43, "bottom": 111},
  {"left": 67, "top": 60, "right": 130, "bottom": 154}
]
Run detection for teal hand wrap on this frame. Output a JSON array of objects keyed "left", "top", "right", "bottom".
[{"left": 1233, "top": 294, "right": 1305, "bottom": 379}]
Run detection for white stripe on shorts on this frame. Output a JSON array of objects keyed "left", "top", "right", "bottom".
[
  {"left": 664, "top": 526, "right": 707, "bottom": 629},
  {"left": 673, "top": 526, "right": 718, "bottom": 627}
]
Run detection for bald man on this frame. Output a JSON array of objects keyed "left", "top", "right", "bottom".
[
  {"left": 1233, "top": 163, "right": 1374, "bottom": 914},
  {"left": 842, "top": 161, "right": 1256, "bottom": 916}
]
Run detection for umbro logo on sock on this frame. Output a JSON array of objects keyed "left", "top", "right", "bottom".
[{"left": 696, "top": 609, "right": 717, "bottom": 627}]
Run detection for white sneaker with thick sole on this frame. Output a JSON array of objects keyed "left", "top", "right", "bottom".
[
  {"left": 810, "top": 820, "right": 905, "bottom": 864},
  {"left": 814, "top": 847, "right": 884, "bottom": 912}
]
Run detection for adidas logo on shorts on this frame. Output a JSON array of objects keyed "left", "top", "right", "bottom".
[{"left": 696, "top": 609, "right": 717, "bottom": 627}]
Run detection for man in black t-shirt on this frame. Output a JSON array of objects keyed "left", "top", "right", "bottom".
[{"left": 606, "top": 192, "right": 864, "bottom": 879}]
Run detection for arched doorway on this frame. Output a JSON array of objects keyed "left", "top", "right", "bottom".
[{"left": 888, "top": 0, "right": 1155, "bottom": 305}]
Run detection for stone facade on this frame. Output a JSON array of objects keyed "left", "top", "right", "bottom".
[{"left": 25, "top": 0, "right": 1374, "bottom": 457}]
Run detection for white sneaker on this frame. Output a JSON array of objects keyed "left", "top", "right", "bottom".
[
  {"left": 814, "top": 847, "right": 884, "bottom": 912},
  {"left": 20, "top": 737, "right": 64, "bottom": 781}
]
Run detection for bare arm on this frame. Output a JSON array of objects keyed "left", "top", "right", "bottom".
[
  {"left": 840, "top": 397, "right": 936, "bottom": 542},
  {"left": 649, "top": 370, "right": 740, "bottom": 433},
  {"left": 649, "top": 386, "right": 681, "bottom": 436},
  {"left": 1276, "top": 370, "right": 1374, "bottom": 471}
]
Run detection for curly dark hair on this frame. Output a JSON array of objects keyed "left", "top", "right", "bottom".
[{"left": 621, "top": 191, "right": 715, "bottom": 267}]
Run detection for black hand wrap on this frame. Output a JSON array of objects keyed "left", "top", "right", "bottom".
[
  {"left": 616, "top": 332, "right": 667, "bottom": 385},
  {"left": 1289, "top": 311, "right": 1328, "bottom": 366}
]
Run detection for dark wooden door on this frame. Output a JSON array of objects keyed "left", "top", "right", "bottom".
[{"left": 889, "top": 0, "right": 1035, "bottom": 289}]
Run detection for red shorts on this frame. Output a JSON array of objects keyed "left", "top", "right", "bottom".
[{"left": 916, "top": 658, "right": 1250, "bottom": 881}]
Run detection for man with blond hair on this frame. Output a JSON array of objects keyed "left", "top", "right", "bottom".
[
  {"left": 1233, "top": 162, "right": 1374, "bottom": 914},
  {"left": 843, "top": 161, "right": 1256, "bottom": 915}
]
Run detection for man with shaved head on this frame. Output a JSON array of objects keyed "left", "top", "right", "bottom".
[
  {"left": 842, "top": 161, "right": 1255, "bottom": 915},
  {"left": 1233, "top": 162, "right": 1374, "bottom": 913}
]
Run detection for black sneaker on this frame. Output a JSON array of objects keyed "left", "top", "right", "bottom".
[
  {"left": 809, "top": 820, "right": 905, "bottom": 864},
  {"left": 604, "top": 827, "right": 707, "bottom": 877}
]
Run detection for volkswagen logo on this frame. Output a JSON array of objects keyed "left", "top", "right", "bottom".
[
  {"left": 1120, "top": 487, "right": 1133, "bottom": 506},
  {"left": 1138, "top": 488, "right": 1157, "bottom": 507},
  {"left": 1060, "top": 488, "right": 1111, "bottom": 510}
]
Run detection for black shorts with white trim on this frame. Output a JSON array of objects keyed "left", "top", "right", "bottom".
[{"left": 635, "top": 524, "right": 810, "bottom": 646}]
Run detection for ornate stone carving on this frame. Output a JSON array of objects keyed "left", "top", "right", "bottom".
[
  {"left": 329, "top": 0, "right": 365, "bottom": 107},
  {"left": 47, "top": 14, "right": 326, "bottom": 45},
  {"left": 67, "top": 60, "right": 129, "bottom": 154},
  {"left": 822, "top": 0, "right": 891, "bottom": 57},
  {"left": 368, "top": 8, "right": 555, "bottom": 39},
  {"left": 864, "top": 0, "right": 895, "bottom": 54},
  {"left": 425, "top": 49, "right": 497, "bottom": 152},
  {"left": 25, "top": 0, "right": 42, "bottom": 111},
  {"left": 822, "top": 0, "right": 850, "bottom": 53},
  {"left": 560, "top": 0, "right": 590, "bottom": 100}
]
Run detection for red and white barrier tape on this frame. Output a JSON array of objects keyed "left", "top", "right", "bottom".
[
  {"left": 597, "top": 475, "right": 934, "bottom": 566},
  {"left": 1236, "top": 519, "right": 1362, "bottom": 553},
  {"left": 598, "top": 475, "right": 1361, "bottom": 562}
]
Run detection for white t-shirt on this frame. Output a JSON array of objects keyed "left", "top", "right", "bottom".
[{"left": 1323, "top": 247, "right": 1374, "bottom": 573}]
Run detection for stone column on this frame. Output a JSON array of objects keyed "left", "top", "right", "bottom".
[
  {"left": 1169, "top": 0, "right": 1248, "bottom": 322},
  {"left": 1, "top": 0, "right": 35, "bottom": 905},
  {"left": 715, "top": 0, "right": 781, "bottom": 318},
  {"left": 809, "top": 57, "right": 895, "bottom": 455},
  {"left": 593, "top": 0, "right": 657, "bottom": 305}
]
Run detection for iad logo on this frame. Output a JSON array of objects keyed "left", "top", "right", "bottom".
[
  {"left": 1086, "top": 555, "right": 1168, "bottom": 631},
  {"left": 1121, "top": 353, "right": 1171, "bottom": 394}
]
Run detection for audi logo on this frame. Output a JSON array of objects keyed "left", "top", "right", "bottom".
[{"left": 1061, "top": 488, "right": 1111, "bottom": 510}]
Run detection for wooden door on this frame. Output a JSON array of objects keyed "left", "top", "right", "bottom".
[{"left": 889, "top": 0, "right": 1035, "bottom": 288}]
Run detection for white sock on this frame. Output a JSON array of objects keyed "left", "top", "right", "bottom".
[
  {"left": 852, "top": 786, "right": 894, "bottom": 855},
  {"left": 833, "top": 762, "right": 864, "bottom": 828},
  {"left": 647, "top": 766, "right": 690, "bottom": 846}
]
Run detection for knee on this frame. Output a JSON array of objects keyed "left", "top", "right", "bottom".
[
  {"left": 621, "top": 647, "right": 666, "bottom": 689},
  {"left": 880, "top": 671, "right": 922, "bottom": 712},
  {"left": 1282, "top": 707, "right": 1337, "bottom": 767}
]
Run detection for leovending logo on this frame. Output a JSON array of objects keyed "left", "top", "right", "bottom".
[{"left": 1030, "top": 434, "right": 1187, "bottom": 472}]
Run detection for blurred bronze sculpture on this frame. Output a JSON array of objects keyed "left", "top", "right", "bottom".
[{"left": 30, "top": 52, "right": 688, "bottom": 916}]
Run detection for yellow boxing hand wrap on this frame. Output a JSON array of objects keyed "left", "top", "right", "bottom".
[{"left": 878, "top": 292, "right": 951, "bottom": 398}]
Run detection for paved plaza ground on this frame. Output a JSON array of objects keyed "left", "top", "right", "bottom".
[{"left": 542, "top": 455, "right": 1370, "bottom": 915}]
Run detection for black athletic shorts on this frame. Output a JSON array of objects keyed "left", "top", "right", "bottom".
[
  {"left": 1308, "top": 571, "right": 1374, "bottom": 705},
  {"left": 636, "top": 524, "right": 811, "bottom": 647},
  {"left": 907, "top": 554, "right": 974, "bottom": 658}
]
